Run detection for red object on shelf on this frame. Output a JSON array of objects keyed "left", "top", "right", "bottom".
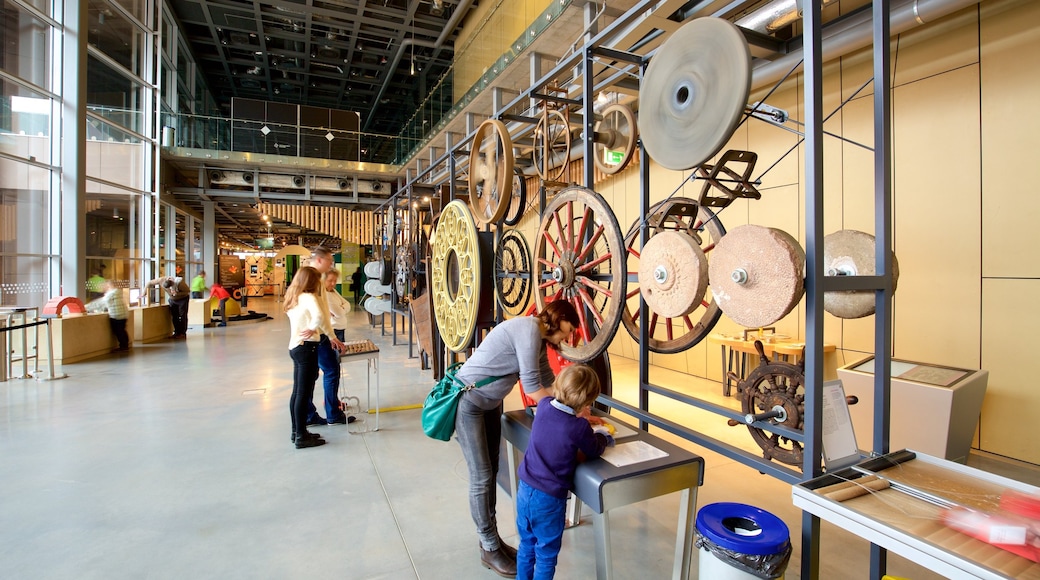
[
  {"left": 941, "top": 507, "right": 1040, "bottom": 563},
  {"left": 42, "top": 296, "right": 86, "bottom": 317}
]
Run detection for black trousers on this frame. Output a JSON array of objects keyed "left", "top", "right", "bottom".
[
  {"left": 109, "top": 318, "right": 129, "bottom": 349},
  {"left": 289, "top": 341, "right": 320, "bottom": 436},
  {"left": 168, "top": 296, "right": 189, "bottom": 335}
]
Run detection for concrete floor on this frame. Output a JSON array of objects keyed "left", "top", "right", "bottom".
[{"left": 2, "top": 297, "right": 1036, "bottom": 579}]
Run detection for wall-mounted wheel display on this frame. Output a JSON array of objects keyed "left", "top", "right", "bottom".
[
  {"left": 468, "top": 119, "right": 515, "bottom": 227},
  {"left": 494, "top": 229, "right": 532, "bottom": 317},
  {"left": 502, "top": 167, "right": 528, "bottom": 226},
  {"left": 431, "top": 200, "right": 482, "bottom": 352},
  {"left": 534, "top": 108, "right": 571, "bottom": 183},
  {"left": 623, "top": 198, "right": 725, "bottom": 353},
  {"left": 638, "top": 17, "right": 751, "bottom": 171},
  {"left": 738, "top": 342, "right": 806, "bottom": 467},
  {"left": 534, "top": 186, "right": 626, "bottom": 363},
  {"left": 592, "top": 103, "right": 637, "bottom": 175}
]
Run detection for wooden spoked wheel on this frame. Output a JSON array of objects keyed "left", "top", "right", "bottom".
[
  {"left": 593, "top": 103, "right": 637, "bottom": 175},
  {"left": 534, "top": 109, "right": 571, "bottom": 183},
  {"left": 534, "top": 186, "right": 626, "bottom": 363},
  {"left": 740, "top": 350, "right": 806, "bottom": 466},
  {"left": 468, "top": 119, "right": 515, "bottom": 227},
  {"left": 502, "top": 167, "right": 528, "bottom": 226},
  {"left": 623, "top": 198, "right": 726, "bottom": 353},
  {"left": 494, "top": 229, "right": 532, "bottom": 317},
  {"left": 431, "top": 200, "right": 482, "bottom": 352}
]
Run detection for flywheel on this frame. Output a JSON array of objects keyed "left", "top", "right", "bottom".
[
  {"left": 495, "top": 229, "right": 532, "bottom": 317},
  {"left": 639, "top": 17, "right": 751, "bottom": 171},
  {"left": 534, "top": 186, "right": 626, "bottom": 363},
  {"left": 431, "top": 200, "right": 482, "bottom": 352},
  {"left": 623, "top": 198, "right": 725, "bottom": 353}
]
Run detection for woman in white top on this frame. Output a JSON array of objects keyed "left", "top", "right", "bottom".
[
  {"left": 324, "top": 269, "right": 351, "bottom": 342},
  {"left": 284, "top": 266, "right": 329, "bottom": 449}
]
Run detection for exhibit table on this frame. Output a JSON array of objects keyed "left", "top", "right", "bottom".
[
  {"left": 45, "top": 311, "right": 135, "bottom": 363},
  {"left": 131, "top": 305, "right": 173, "bottom": 343},
  {"left": 340, "top": 339, "right": 380, "bottom": 431},
  {"left": 501, "top": 410, "right": 704, "bottom": 580},
  {"left": 793, "top": 450, "right": 1040, "bottom": 579}
]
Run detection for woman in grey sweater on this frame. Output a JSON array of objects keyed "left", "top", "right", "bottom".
[{"left": 453, "top": 301, "right": 579, "bottom": 578}]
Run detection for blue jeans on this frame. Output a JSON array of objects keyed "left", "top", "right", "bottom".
[
  {"left": 289, "top": 342, "right": 320, "bottom": 436},
  {"left": 455, "top": 392, "right": 505, "bottom": 551},
  {"left": 516, "top": 480, "right": 566, "bottom": 580},
  {"left": 306, "top": 335, "right": 345, "bottom": 422}
]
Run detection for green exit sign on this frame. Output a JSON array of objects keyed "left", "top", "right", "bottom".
[{"left": 603, "top": 149, "right": 624, "bottom": 165}]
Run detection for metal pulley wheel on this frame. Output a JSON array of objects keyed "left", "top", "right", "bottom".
[
  {"left": 823, "top": 230, "right": 900, "bottom": 319},
  {"left": 639, "top": 17, "right": 751, "bottom": 171},
  {"left": 395, "top": 245, "right": 414, "bottom": 299},
  {"left": 739, "top": 341, "right": 806, "bottom": 466},
  {"left": 709, "top": 225, "right": 805, "bottom": 328},
  {"left": 534, "top": 109, "right": 571, "bottom": 182},
  {"left": 623, "top": 198, "right": 726, "bottom": 353},
  {"left": 494, "top": 229, "right": 532, "bottom": 316},
  {"left": 593, "top": 103, "right": 637, "bottom": 175},
  {"left": 534, "top": 186, "right": 626, "bottom": 363},
  {"left": 502, "top": 167, "right": 528, "bottom": 226},
  {"left": 431, "top": 200, "right": 482, "bottom": 352},
  {"left": 637, "top": 231, "right": 708, "bottom": 319},
  {"left": 468, "top": 119, "right": 515, "bottom": 227}
]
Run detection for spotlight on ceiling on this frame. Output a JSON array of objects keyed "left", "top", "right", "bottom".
[
  {"left": 242, "top": 172, "right": 254, "bottom": 184},
  {"left": 337, "top": 178, "right": 351, "bottom": 190},
  {"left": 292, "top": 175, "right": 306, "bottom": 187},
  {"left": 430, "top": 0, "right": 444, "bottom": 16}
]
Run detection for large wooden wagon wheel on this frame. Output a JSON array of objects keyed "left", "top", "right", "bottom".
[
  {"left": 494, "top": 229, "right": 532, "bottom": 317},
  {"left": 534, "top": 186, "right": 626, "bottom": 363},
  {"left": 468, "top": 119, "right": 514, "bottom": 227},
  {"left": 534, "top": 108, "right": 571, "bottom": 183},
  {"left": 623, "top": 197, "right": 726, "bottom": 353}
]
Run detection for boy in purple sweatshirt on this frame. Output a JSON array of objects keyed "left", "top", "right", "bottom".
[{"left": 516, "top": 364, "right": 614, "bottom": 580}]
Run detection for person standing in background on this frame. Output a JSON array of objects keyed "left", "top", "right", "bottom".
[
  {"left": 302, "top": 246, "right": 349, "bottom": 427},
  {"left": 210, "top": 282, "right": 232, "bottom": 327},
  {"left": 283, "top": 266, "right": 327, "bottom": 449},
  {"left": 190, "top": 271, "right": 207, "bottom": 299},
  {"left": 324, "top": 269, "right": 351, "bottom": 343},
  {"left": 146, "top": 275, "right": 190, "bottom": 339},
  {"left": 85, "top": 279, "right": 131, "bottom": 353}
]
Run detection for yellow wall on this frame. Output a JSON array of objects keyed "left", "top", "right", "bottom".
[
  {"left": 453, "top": 0, "right": 556, "bottom": 101},
  {"left": 594, "top": 0, "right": 1040, "bottom": 464}
]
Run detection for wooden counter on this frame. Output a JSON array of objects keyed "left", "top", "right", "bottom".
[
  {"left": 131, "top": 305, "right": 172, "bottom": 343},
  {"left": 709, "top": 333, "right": 838, "bottom": 396},
  {"left": 44, "top": 311, "right": 135, "bottom": 363}
]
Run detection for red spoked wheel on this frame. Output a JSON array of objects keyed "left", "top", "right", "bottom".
[
  {"left": 623, "top": 197, "right": 726, "bottom": 353},
  {"left": 533, "top": 186, "right": 626, "bottom": 363}
]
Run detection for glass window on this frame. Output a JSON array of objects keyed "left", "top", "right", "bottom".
[
  {"left": 88, "top": 0, "right": 148, "bottom": 77},
  {"left": 87, "top": 53, "right": 147, "bottom": 134},
  {"left": 85, "top": 118, "right": 148, "bottom": 189},
  {"left": 0, "top": 255, "right": 50, "bottom": 308},
  {"left": 0, "top": 0, "right": 52, "bottom": 88},
  {"left": 0, "top": 78, "right": 53, "bottom": 162},
  {"left": 0, "top": 159, "right": 50, "bottom": 256}
]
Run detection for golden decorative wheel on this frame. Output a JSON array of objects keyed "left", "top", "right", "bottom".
[
  {"left": 534, "top": 186, "right": 626, "bottom": 363},
  {"left": 431, "top": 200, "right": 482, "bottom": 352},
  {"left": 468, "top": 119, "right": 515, "bottom": 227}
]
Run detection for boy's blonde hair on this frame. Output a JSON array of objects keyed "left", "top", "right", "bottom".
[{"left": 552, "top": 364, "right": 600, "bottom": 410}]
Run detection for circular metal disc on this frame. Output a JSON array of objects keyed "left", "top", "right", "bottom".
[
  {"left": 709, "top": 225, "right": 805, "bottom": 328},
  {"left": 823, "top": 230, "right": 900, "bottom": 319},
  {"left": 639, "top": 18, "right": 751, "bottom": 171},
  {"left": 594, "top": 103, "right": 637, "bottom": 175},
  {"left": 431, "top": 200, "right": 481, "bottom": 352},
  {"left": 638, "top": 230, "right": 708, "bottom": 319}
]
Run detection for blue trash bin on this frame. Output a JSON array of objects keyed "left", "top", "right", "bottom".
[{"left": 695, "top": 502, "right": 792, "bottom": 579}]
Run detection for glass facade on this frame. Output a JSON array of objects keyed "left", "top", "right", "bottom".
[{"left": 0, "top": 0, "right": 210, "bottom": 307}]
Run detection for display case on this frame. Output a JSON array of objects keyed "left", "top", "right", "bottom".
[{"left": 837, "top": 357, "right": 988, "bottom": 463}]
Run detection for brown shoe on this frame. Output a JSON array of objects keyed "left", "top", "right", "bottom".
[{"left": 480, "top": 546, "right": 516, "bottom": 578}]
